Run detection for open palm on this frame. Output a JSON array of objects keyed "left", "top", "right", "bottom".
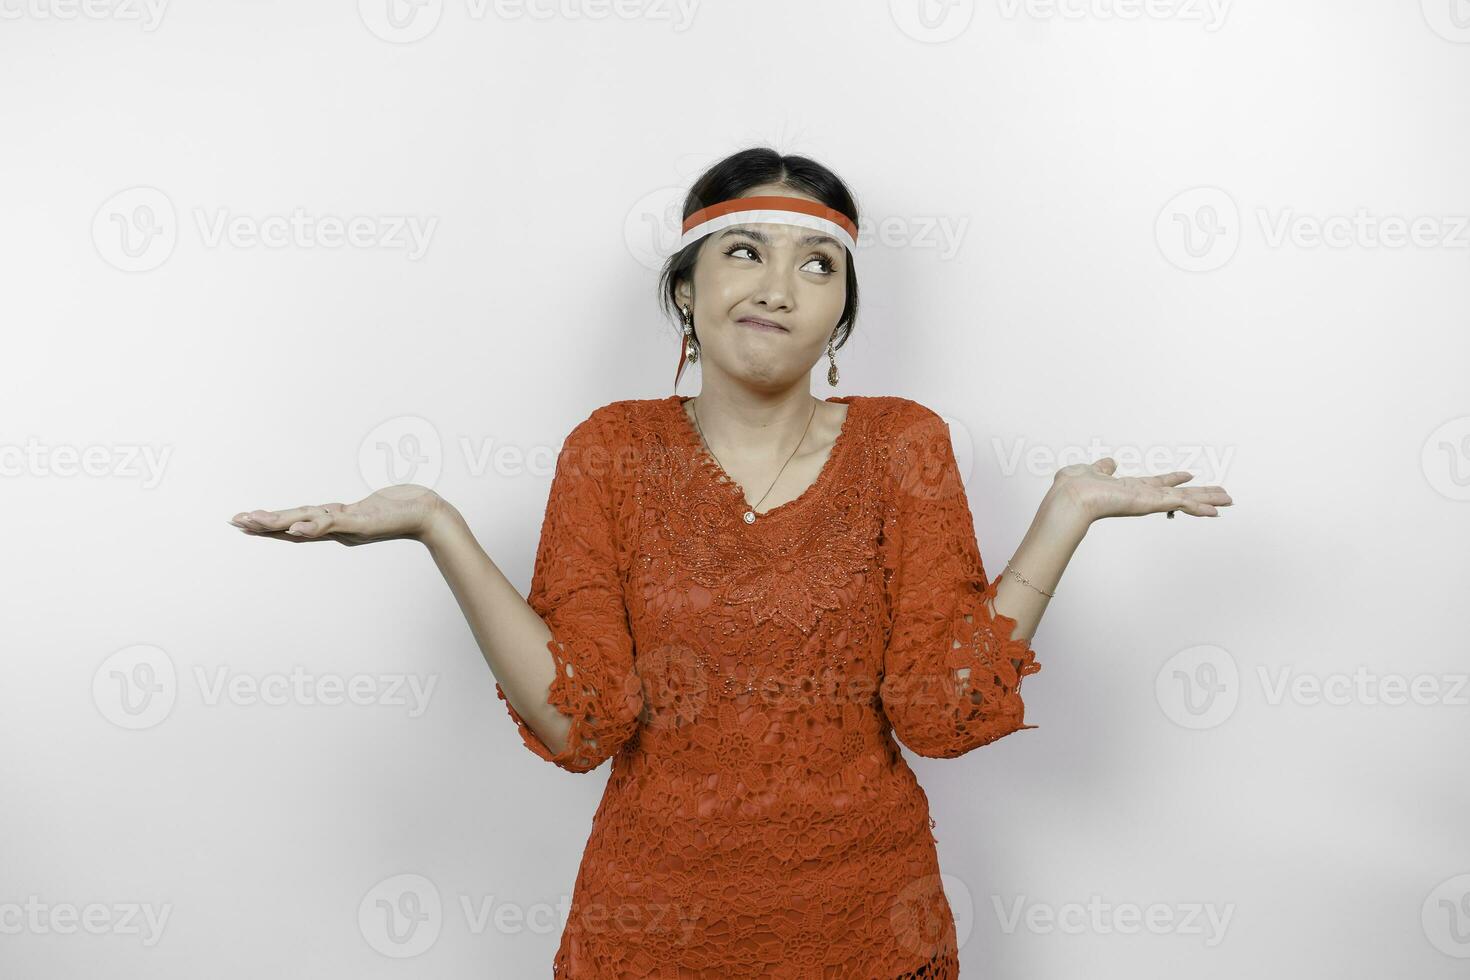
[
  {"left": 1053, "top": 458, "right": 1232, "bottom": 523},
  {"left": 228, "top": 484, "right": 443, "bottom": 546}
]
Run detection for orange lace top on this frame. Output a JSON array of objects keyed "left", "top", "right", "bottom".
[{"left": 495, "top": 394, "right": 1042, "bottom": 979}]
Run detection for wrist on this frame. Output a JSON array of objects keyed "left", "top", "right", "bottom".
[
  {"left": 1038, "top": 487, "right": 1091, "bottom": 539},
  {"left": 418, "top": 494, "right": 466, "bottom": 550}
]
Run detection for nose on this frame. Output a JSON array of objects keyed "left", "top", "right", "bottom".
[{"left": 752, "top": 257, "right": 795, "bottom": 312}]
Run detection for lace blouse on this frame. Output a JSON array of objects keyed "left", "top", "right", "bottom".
[{"left": 495, "top": 394, "right": 1042, "bottom": 978}]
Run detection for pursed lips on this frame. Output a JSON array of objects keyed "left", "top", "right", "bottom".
[{"left": 738, "top": 317, "right": 788, "bottom": 333}]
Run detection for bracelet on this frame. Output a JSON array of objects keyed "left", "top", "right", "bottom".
[{"left": 1005, "top": 559, "right": 1055, "bottom": 598}]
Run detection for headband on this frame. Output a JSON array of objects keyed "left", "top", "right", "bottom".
[{"left": 677, "top": 194, "right": 859, "bottom": 254}]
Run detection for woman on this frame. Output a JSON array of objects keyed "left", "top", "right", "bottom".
[{"left": 229, "top": 147, "right": 1231, "bottom": 977}]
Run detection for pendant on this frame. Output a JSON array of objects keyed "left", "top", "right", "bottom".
[{"left": 743, "top": 510, "right": 756, "bottom": 524}]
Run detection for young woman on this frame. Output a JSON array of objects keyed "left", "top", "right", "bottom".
[{"left": 229, "top": 147, "right": 1231, "bottom": 977}]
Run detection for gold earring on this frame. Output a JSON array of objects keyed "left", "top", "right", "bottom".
[{"left": 826, "top": 336, "right": 839, "bottom": 387}]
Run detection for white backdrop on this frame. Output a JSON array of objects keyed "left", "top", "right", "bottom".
[{"left": 3, "top": 1, "right": 1468, "bottom": 977}]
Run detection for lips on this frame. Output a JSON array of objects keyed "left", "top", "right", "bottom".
[{"left": 738, "top": 317, "right": 787, "bottom": 333}]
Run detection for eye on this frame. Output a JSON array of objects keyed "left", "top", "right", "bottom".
[
  {"left": 721, "top": 242, "right": 839, "bottom": 277},
  {"left": 803, "top": 254, "right": 838, "bottom": 276}
]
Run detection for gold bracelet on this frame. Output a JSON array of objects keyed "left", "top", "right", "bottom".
[{"left": 1005, "top": 560, "right": 1055, "bottom": 598}]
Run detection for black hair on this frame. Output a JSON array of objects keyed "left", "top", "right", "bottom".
[{"left": 656, "top": 146, "right": 861, "bottom": 352}]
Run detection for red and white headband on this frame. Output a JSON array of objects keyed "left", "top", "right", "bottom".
[{"left": 677, "top": 195, "right": 859, "bottom": 255}]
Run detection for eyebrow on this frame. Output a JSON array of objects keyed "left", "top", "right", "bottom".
[{"left": 718, "top": 226, "right": 842, "bottom": 251}]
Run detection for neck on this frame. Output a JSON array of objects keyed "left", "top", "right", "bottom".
[{"left": 686, "top": 382, "right": 822, "bottom": 459}]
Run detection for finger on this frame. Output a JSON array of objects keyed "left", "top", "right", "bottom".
[
  {"left": 285, "top": 504, "right": 347, "bottom": 537},
  {"left": 239, "top": 504, "right": 337, "bottom": 535},
  {"left": 234, "top": 507, "right": 305, "bottom": 531},
  {"left": 1146, "top": 471, "right": 1193, "bottom": 487},
  {"left": 232, "top": 510, "right": 283, "bottom": 531},
  {"left": 1094, "top": 457, "right": 1117, "bottom": 475},
  {"left": 236, "top": 524, "right": 308, "bottom": 541},
  {"left": 1162, "top": 490, "right": 1221, "bottom": 517},
  {"left": 1180, "top": 487, "right": 1233, "bottom": 507}
]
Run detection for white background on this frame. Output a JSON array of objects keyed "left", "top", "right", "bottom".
[{"left": 3, "top": 0, "right": 1469, "bottom": 977}]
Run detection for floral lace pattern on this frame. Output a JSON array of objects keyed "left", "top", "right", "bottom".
[{"left": 494, "top": 394, "right": 1042, "bottom": 978}]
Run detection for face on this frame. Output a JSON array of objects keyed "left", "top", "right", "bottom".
[{"left": 675, "top": 184, "right": 847, "bottom": 390}]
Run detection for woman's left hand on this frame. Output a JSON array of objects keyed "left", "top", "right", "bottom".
[{"left": 1050, "top": 458, "right": 1233, "bottom": 525}]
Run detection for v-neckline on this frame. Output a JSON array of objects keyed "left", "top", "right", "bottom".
[{"left": 667, "top": 394, "right": 861, "bottom": 523}]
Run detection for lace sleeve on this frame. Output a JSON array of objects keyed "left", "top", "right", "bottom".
[
  {"left": 877, "top": 402, "right": 1041, "bottom": 759},
  {"left": 495, "top": 405, "right": 643, "bottom": 773}
]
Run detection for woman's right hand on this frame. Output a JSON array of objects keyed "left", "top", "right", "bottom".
[{"left": 229, "top": 484, "right": 449, "bottom": 546}]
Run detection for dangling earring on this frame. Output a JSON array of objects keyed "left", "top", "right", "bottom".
[
  {"left": 826, "top": 335, "right": 839, "bottom": 387},
  {"left": 683, "top": 306, "right": 699, "bottom": 365},
  {"left": 674, "top": 304, "right": 699, "bottom": 391}
]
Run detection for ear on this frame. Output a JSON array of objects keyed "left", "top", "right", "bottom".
[{"left": 674, "top": 279, "right": 691, "bottom": 309}]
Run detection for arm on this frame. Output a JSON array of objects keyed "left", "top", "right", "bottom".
[
  {"left": 878, "top": 402, "right": 1087, "bottom": 759},
  {"left": 423, "top": 406, "right": 642, "bottom": 773}
]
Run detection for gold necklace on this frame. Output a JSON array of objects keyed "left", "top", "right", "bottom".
[{"left": 690, "top": 396, "right": 818, "bottom": 525}]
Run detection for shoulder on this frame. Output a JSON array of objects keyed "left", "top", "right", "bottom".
[
  {"left": 547, "top": 402, "right": 647, "bottom": 500},
  {"left": 562, "top": 399, "right": 645, "bottom": 447},
  {"left": 861, "top": 395, "right": 949, "bottom": 443}
]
